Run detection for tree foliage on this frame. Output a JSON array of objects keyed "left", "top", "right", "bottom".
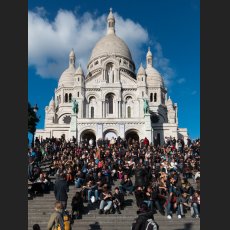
[{"left": 28, "top": 102, "right": 39, "bottom": 134}]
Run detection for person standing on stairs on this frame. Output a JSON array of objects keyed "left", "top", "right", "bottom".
[
  {"left": 47, "top": 201, "right": 64, "bottom": 230},
  {"left": 132, "top": 202, "right": 159, "bottom": 230},
  {"left": 54, "top": 173, "right": 69, "bottom": 211}
]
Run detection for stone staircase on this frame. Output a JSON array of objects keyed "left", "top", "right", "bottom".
[{"left": 28, "top": 177, "right": 200, "bottom": 230}]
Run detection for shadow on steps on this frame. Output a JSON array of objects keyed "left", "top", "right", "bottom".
[
  {"left": 173, "top": 222, "right": 193, "bottom": 230},
  {"left": 89, "top": 221, "right": 102, "bottom": 230}
]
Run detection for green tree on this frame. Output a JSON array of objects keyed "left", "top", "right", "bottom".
[{"left": 28, "top": 102, "right": 39, "bottom": 147}]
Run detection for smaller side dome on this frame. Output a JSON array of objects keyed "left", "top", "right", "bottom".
[
  {"left": 58, "top": 66, "right": 76, "bottom": 87},
  {"left": 166, "top": 96, "right": 173, "bottom": 106},
  {"left": 137, "top": 63, "right": 146, "bottom": 75},
  {"left": 146, "top": 66, "right": 164, "bottom": 88},
  {"left": 75, "top": 64, "right": 84, "bottom": 76},
  {"left": 49, "top": 97, "right": 55, "bottom": 106},
  {"left": 49, "top": 97, "right": 55, "bottom": 111}
]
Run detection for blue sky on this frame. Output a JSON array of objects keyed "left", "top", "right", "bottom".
[{"left": 28, "top": 0, "right": 200, "bottom": 139}]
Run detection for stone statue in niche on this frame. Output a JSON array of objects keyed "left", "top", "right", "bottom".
[{"left": 108, "top": 65, "right": 115, "bottom": 83}]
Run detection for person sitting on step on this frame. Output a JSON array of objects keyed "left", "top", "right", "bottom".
[
  {"left": 112, "top": 187, "right": 124, "bottom": 214},
  {"left": 119, "top": 174, "right": 134, "bottom": 195},
  {"left": 99, "top": 184, "right": 113, "bottom": 214},
  {"left": 176, "top": 191, "right": 191, "bottom": 219},
  {"left": 135, "top": 186, "right": 145, "bottom": 208},
  {"left": 71, "top": 191, "right": 84, "bottom": 219},
  {"left": 190, "top": 190, "right": 200, "bottom": 218},
  {"left": 143, "top": 186, "right": 154, "bottom": 211},
  {"left": 82, "top": 180, "right": 99, "bottom": 205}
]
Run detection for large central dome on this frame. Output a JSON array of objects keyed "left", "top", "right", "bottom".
[
  {"left": 89, "top": 34, "right": 133, "bottom": 63},
  {"left": 88, "top": 8, "right": 134, "bottom": 67}
]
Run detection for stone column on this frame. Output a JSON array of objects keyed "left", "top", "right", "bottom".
[
  {"left": 104, "top": 101, "right": 107, "bottom": 117},
  {"left": 123, "top": 102, "right": 126, "bottom": 118},
  {"left": 97, "top": 123, "right": 103, "bottom": 140},
  {"left": 144, "top": 113, "right": 152, "bottom": 143},
  {"left": 86, "top": 103, "right": 89, "bottom": 118},
  {"left": 119, "top": 124, "right": 125, "bottom": 139},
  {"left": 117, "top": 101, "right": 119, "bottom": 118},
  {"left": 69, "top": 113, "right": 78, "bottom": 142},
  {"left": 102, "top": 101, "right": 104, "bottom": 118}
]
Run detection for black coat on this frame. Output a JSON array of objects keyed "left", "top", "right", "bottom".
[
  {"left": 135, "top": 168, "right": 146, "bottom": 187},
  {"left": 54, "top": 178, "right": 69, "bottom": 201},
  {"left": 135, "top": 190, "right": 145, "bottom": 207},
  {"left": 132, "top": 211, "right": 155, "bottom": 230},
  {"left": 113, "top": 192, "right": 124, "bottom": 205},
  {"left": 71, "top": 196, "right": 84, "bottom": 212}
]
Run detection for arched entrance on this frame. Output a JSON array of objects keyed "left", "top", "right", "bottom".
[
  {"left": 103, "top": 129, "right": 117, "bottom": 140},
  {"left": 80, "top": 129, "right": 96, "bottom": 145},
  {"left": 125, "top": 129, "right": 139, "bottom": 142}
]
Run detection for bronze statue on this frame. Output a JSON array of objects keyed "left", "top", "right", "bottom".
[
  {"left": 72, "top": 99, "right": 78, "bottom": 114},
  {"left": 143, "top": 99, "right": 149, "bottom": 114}
]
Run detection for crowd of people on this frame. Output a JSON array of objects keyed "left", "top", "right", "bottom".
[{"left": 28, "top": 135, "right": 200, "bottom": 229}]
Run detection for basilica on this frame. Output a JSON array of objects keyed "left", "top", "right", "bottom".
[{"left": 35, "top": 9, "right": 188, "bottom": 145}]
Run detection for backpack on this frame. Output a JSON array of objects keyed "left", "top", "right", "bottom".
[
  {"left": 145, "top": 219, "right": 159, "bottom": 230},
  {"left": 56, "top": 213, "right": 71, "bottom": 230}
]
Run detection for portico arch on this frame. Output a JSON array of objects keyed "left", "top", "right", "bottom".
[
  {"left": 80, "top": 129, "right": 96, "bottom": 143},
  {"left": 103, "top": 129, "right": 118, "bottom": 140},
  {"left": 125, "top": 129, "right": 139, "bottom": 142}
]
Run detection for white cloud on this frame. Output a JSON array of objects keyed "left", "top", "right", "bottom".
[
  {"left": 34, "top": 6, "right": 47, "bottom": 17},
  {"left": 28, "top": 9, "right": 149, "bottom": 79},
  {"left": 153, "top": 42, "right": 175, "bottom": 86},
  {"left": 177, "top": 78, "right": 186, "bottom": 84}
]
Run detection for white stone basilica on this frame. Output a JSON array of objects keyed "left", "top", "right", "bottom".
[{"left": 35, "top": 9, "right": 188, "bottom": 144}]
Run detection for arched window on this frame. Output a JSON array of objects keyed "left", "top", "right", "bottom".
[
  {"left": 109, "top": 21, "right": 113, "bottom": 27},
  {"left": 105, "top": 93, "right": 114, "bottom": 114},
  {"left": 77, "top": 92, "right": 80, "bottom": 97},
  {"left": 150, "top": 93, "right": 153, "bottom": 102},
  {"left": 108, "top": 95, "right": 113, "bottom": 114},
  {"left": 78, "top": 77, "right": 80, "bottom": 82},
  {"left": 127, "top": 106, "right": 131, "bottom": 118},
  {"left": 59, "top": 95, "right": 61, "bottom": 103},
  {"left": 154, "top": 93, "right": 157, "bottom": 102},
  {"left": 65, "top": 93, "right": 68, "bottom": 103},
  {"left": 69, "top": 93, "right": 72, "bottom": 102},
  {"left": 91, "top": 107, "right": 94, "bottom": 118}
]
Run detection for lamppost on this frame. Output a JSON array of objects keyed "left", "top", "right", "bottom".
[{"left": 31, "top": 104, "right": 39, "bottom": 148}]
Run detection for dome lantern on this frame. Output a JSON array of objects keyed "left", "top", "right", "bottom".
[
  {"left": 146, "top": 47, "right": 153, "bottom": 68},
  {"left": 69, "top": 48, "right": 75, "bottom": 68},
  {"left": 107, "top": 8, "right": 115, "bottom": 35}
]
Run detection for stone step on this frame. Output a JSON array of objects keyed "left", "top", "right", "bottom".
[
  {"left": 28, "top": 221, "right": 200, "bottom": 230},
  {"left": 28, "top": 224, "right": 200, "bottom": 230},
  {"left": 28, "top": 178, "right": 200, "bottom": 230}
]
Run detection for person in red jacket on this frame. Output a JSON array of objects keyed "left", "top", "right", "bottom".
[{"left": 143, "top": 137, "right": 149, "bottom": 146}]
